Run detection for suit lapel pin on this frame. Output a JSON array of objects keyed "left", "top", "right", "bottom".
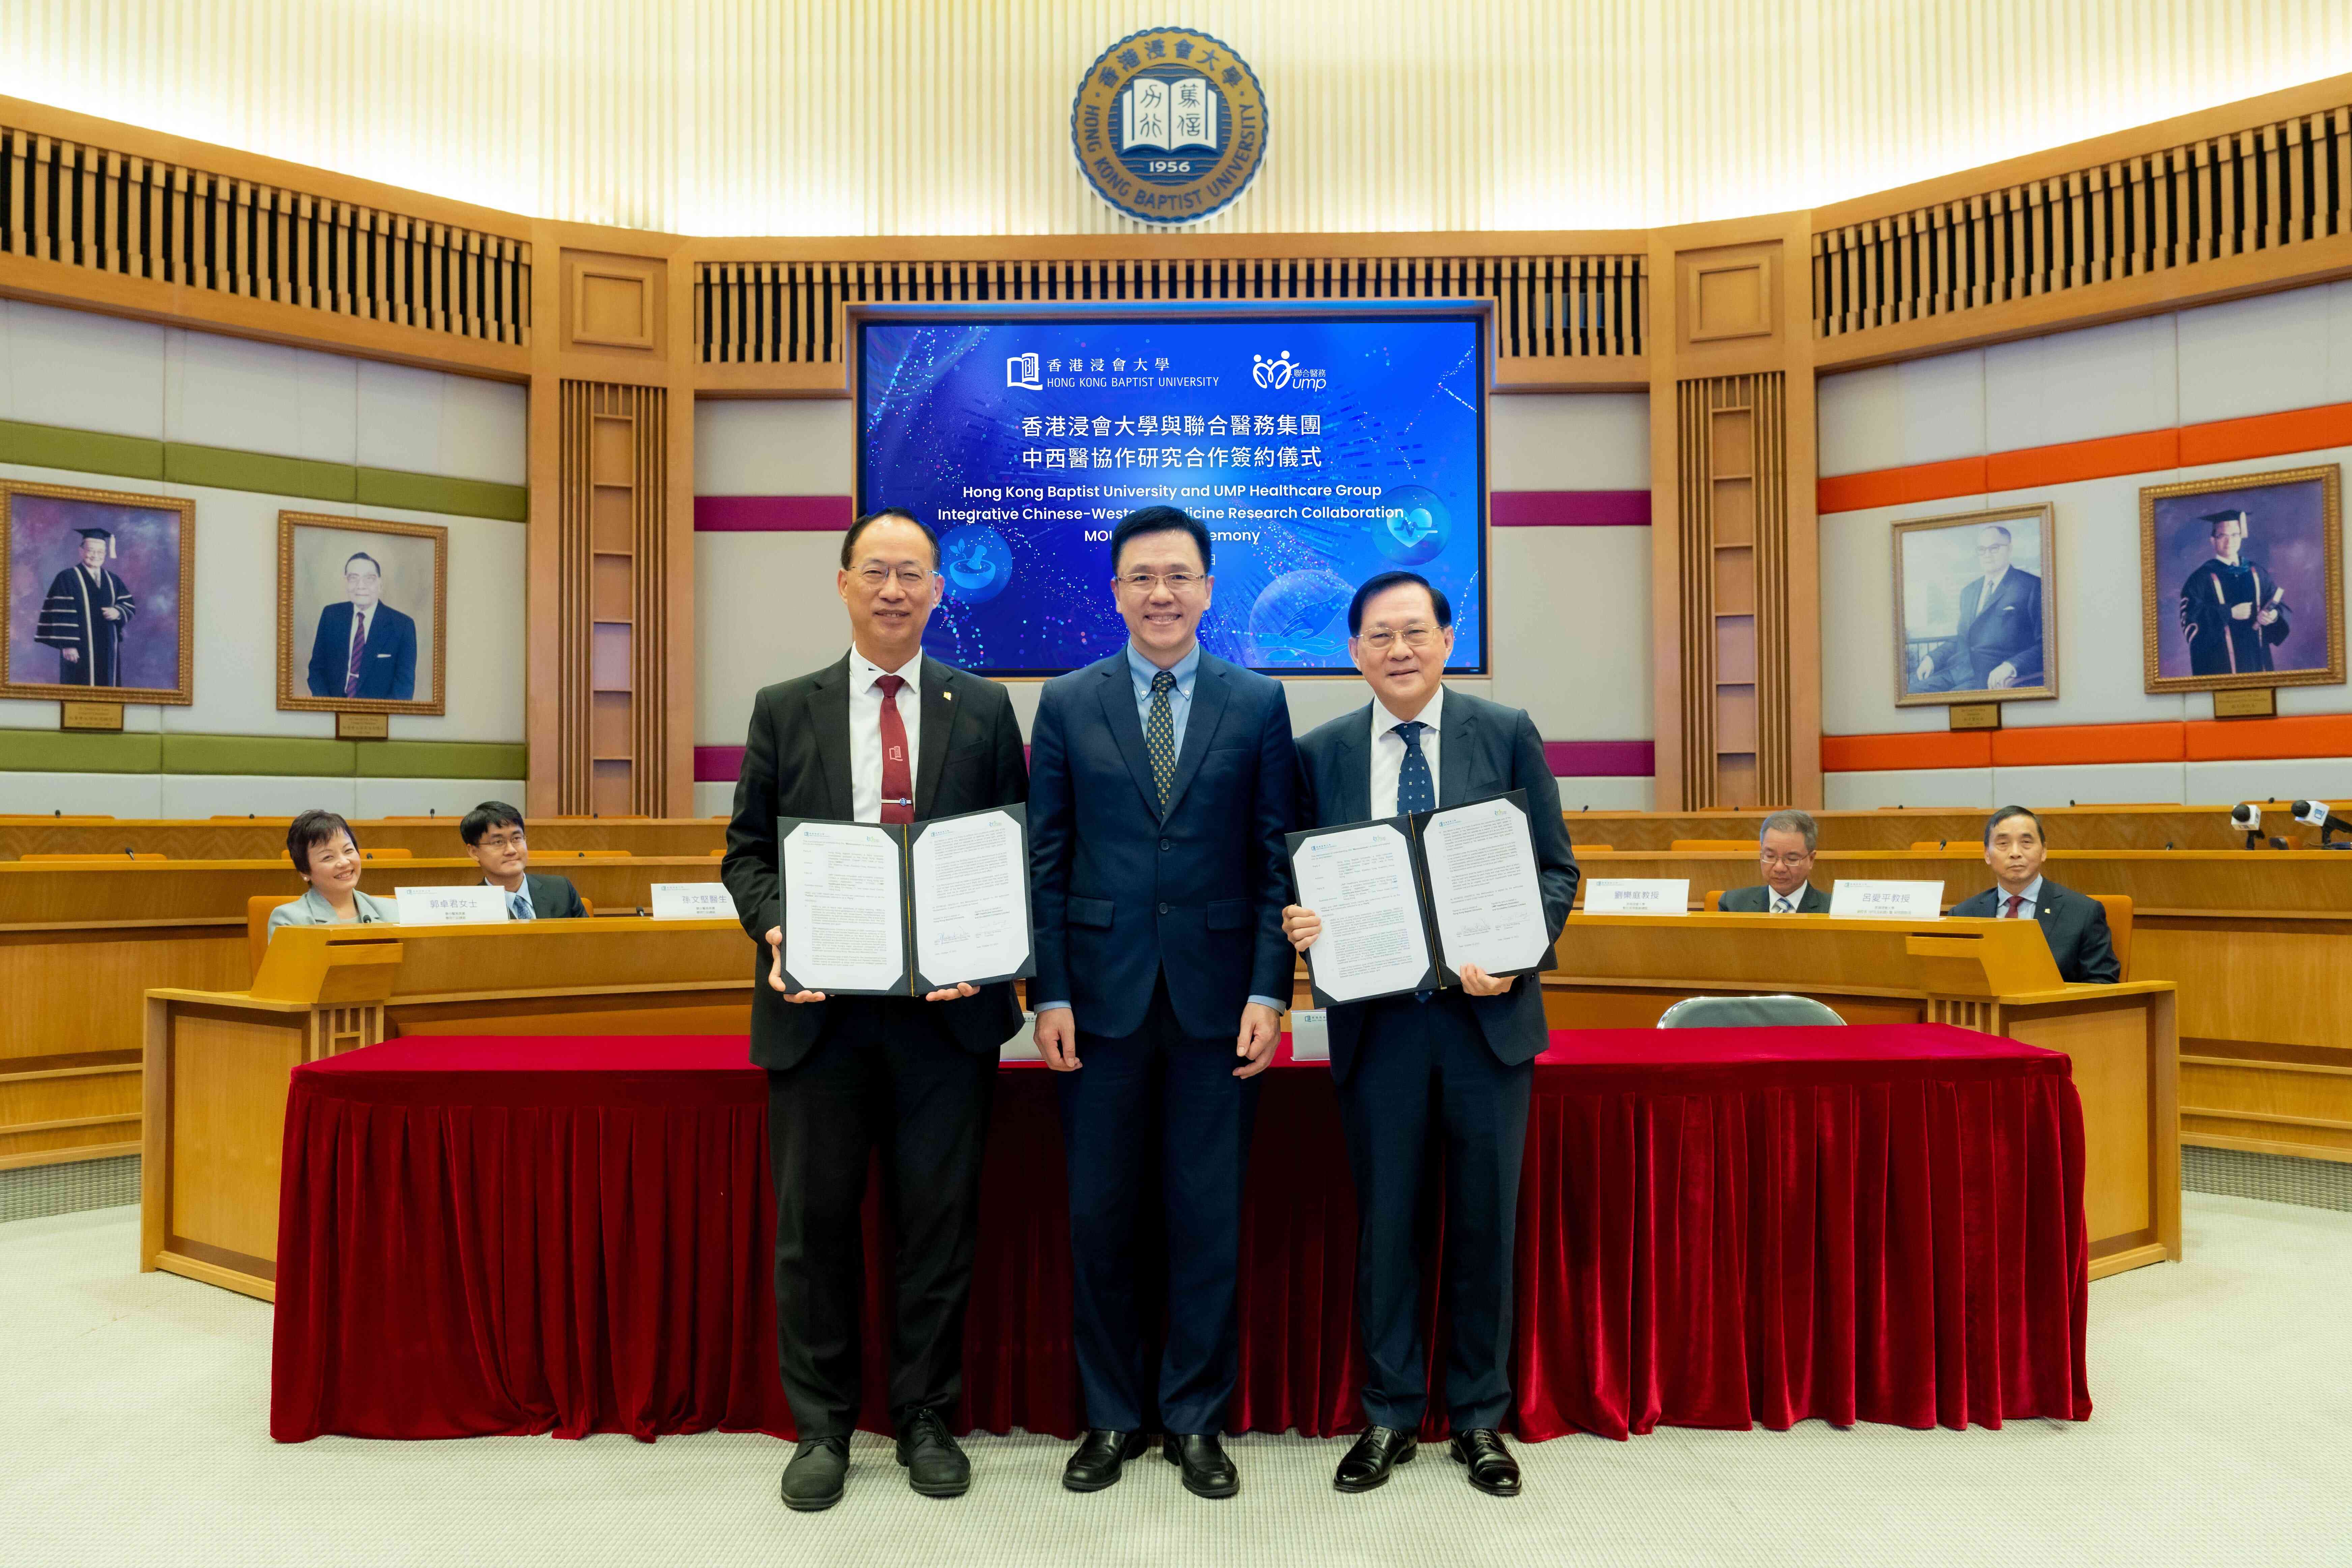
[{"left": 944, "top": 690, "right": 953, "bottom": 701}]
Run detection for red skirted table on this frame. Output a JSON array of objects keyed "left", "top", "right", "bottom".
[{"left": 270, "top": 1026, "right": 2091, "bottom": 1443}]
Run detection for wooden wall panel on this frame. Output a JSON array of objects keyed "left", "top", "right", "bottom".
[{"left": 556, "top": 381, "right": 673, "bottom": 817}]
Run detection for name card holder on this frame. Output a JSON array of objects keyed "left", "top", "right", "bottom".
[
  {"left": 393, "top": 885, "right": 512, "bottom": 926},
  {"left": 1829, "top": 880, "right": 1946, "bottom": 919},
  {"left": 651, "top": 883, "right": 737, "bottom": 920},
  {"left": 1584, "top": 878, "right": 1691, "bottom": 915}
]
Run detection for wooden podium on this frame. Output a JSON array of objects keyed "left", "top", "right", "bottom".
[
  {"left": 140, "top": 918, "right": 753, "bottom": 1301},
  {"left": 1540, "top": 912, "right": 2179, "bottom": 1280}
]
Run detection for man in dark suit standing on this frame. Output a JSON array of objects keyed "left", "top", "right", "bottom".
[
  {"left": 305, "top": 552, "right": 419, "bottom": 700},
  {"left": 1948, "top": 805, "right": 2119, "bottom": 983},
  {"left": 1029, "top": 505, "right": 1296, "bottom": 1500},
  {"left": 1281, "top": 571, "right": 1579, "bottom": 1498},
  {"left": 1720, "top": 809, "right": 1831, "bottom": 913},
  {"left": 457, "top": 801, "right": 588, "bottom": 919},
  {"left": 1912, "top": 524, "right": 2042, "bottom": 693},
  {"left": 721, "top": 509, "right": 1029, "bottom": 1512}
]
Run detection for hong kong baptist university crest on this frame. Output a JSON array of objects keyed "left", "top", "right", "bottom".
[{"left": 1070, "top": 27, "right": 1267, "bottom": 225}]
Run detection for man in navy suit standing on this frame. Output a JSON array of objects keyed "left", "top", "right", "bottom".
[
  {"left": 1029, "top": 505, "right": 1298, "bottom": 1500},
  {"left": 306, "top": 551, "right": 418, "bottom": 700},
  {"left": 1282, "top": 571, "right": 1579, "bottom": 1499}
]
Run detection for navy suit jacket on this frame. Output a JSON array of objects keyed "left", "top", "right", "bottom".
[
  {"left": 307, "top": 601, "right": 418, "bottom": 700},
  {"left": 1028, "top": 647, "right": 1298, "bottom": 1042},
  {"left": 1936, "top": 568, "right": 2042, "bottom": 687},
  {"left": 1291, "top": 690, "right": 1580, "bottom": 1083},
  {"left": 1949, "top": 877, "right": 2120, "bottom": 984}
]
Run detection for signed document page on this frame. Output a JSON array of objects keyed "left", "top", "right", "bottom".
[
  {"left": 912, "top": 807, "right": 1033, "bottom": 988},
  {"left": 1290, "top": 821, "right": 1434, "bottom": 1004},
  {"left": 1421, "top": 795, "right": 1550, "bottom": 977},
  {"left": 781, "top": 821, "right": 906, "bottom": 993}
]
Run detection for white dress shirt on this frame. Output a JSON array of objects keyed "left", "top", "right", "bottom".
[
  {"left": 847, "top": 645, "right": 923, "bottom": 825},
  {"left": 1369, "top": 684, "right": 1444, "bottom": 818},
  {"left": 1768, "top": 883, "right": 1813, "bottom": 914},
  {"left": 1995, "top": 875, "right": 2044, "bottom": 920}
]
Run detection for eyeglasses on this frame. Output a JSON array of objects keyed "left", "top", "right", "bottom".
[
  {"left": 855, "top": 566, "right": 934, "bottom": 589},
  {"left": 1117, "top": 571, "right": 1205, "bottom": 594},
  {"left": 476, "top": 832, "right": 526, "bottom": 852},
  {"left": 1759, "top": 852, "right": 1813, "bottom": 870},
  {"left": 1357, "top": 626, "right": 1438, "bottom": 652},
  {"left": 344, "top": 571, "right": 381, "bottom": 585},
  {"left": 1974, "top": 543, "right": 2008, "bottom": 556}
]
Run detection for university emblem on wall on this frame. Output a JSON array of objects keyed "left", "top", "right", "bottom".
[{"left": 1070, "top": 26, "right": 1268, "bottom": 225}]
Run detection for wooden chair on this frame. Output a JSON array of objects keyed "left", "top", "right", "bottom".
[
  {"left": 22, "top": 852, "right": 166, "bottom": 862},
  {"left": 247, "top": 894, "right": 299, "bottom": 976},
  {"left": 2092, "top": 893, "right": 2133, "bottom": 981},
  {"left": 1669, "top": 838, "right": 1753, "bottom": 852}
]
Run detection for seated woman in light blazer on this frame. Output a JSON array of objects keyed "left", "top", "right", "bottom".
[{"left": 267, "top": 809, "right": 397, "bottom": 936}]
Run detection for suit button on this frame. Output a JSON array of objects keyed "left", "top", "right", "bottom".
[
  {"left": 1159, "top": 838, "right": 1171, "bottom": 852},
  {"left": 1158, "top": 902, "right": 1170, "bottom": 915}
]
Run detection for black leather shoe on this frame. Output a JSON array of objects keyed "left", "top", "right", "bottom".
[
  {"left": 1449, "top": 1428, "right": 1521, "bottom": 1496},
  {"left": 1334, "top": 1425, "right": 1419, "bottom": 1492},
  {"left": 1062, "top": 1429, "right": 1150, "bottom": 1492},
  {"left": 895, "top": 1407, "right": 970, "bottom": 1498},
  {"left": 780, "top": 1435, "right": 850, "bottom": 1511},
  {"left": 1164, "top": 1432, "right": 1240, "bottom": 1499}
]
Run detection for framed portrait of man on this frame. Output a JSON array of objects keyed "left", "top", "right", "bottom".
[
  {"left": 1, "top": 481, "right": 196, "bottom": 705},
  {"left": 1892, "top": 503, "right": 2058, "bottom": 707},
  {"left": 276, "top": 512, "right": 448, "bottom": 716},
  {"left": 2141, "top": 466, "right": 2344, "bottom": 694}
]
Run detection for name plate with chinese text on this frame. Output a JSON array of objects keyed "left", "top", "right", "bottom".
[
  {"left": 1829, "top": 881, "right": 1945, "bottom": 920},
  {"left": 1583, "top": 879, "right": 1691, "bottom": 915}
]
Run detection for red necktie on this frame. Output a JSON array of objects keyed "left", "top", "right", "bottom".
[
  {"left": 875, "top": 674, "right": 913, "bottom": 824},
  {"left": 2005, "top": 893, "right": 2023, "bottom": 918}
]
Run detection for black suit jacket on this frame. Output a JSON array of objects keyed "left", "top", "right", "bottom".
[
  {"left": 1949, "top": 877, "right": 2119, "bottom": 984},
  {"left": 1028, "top": 648, "right": 1297, "bottom": 1042},
  {"left": 1720, "top": 882, "right": 1830, "bottom": 913},
  {"left": 721, "top": 654, "right": 1029, "bottom": 1070},
  {"left": 306, "top": 601, "right": 419, "bottom": 700},
  {"left": 522, "top": 872, "right": 587, "bottom": 919},
  {"left": 1291, "top": 690, "right": 1579, "bottom": 1083}
]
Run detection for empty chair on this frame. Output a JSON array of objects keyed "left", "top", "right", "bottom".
[{"left": 1657, "top": 994, "right": 1845, "bottom": 1028}]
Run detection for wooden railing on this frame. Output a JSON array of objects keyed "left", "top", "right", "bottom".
[
  {"left": 1813, "top": 103, "right": 2352, "bottom": 341},
  {"left": 0, "top": 123, "right": 532, "bottom": 347},
  {"left": 696, "top": 254, "right": 1646, "bottom": 367}
]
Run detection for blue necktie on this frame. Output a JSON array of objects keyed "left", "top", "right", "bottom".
[
  {"left": 1395, "top": 720, "right": 1434, "bottom": 816},
  {"left": 507, "top": 889, "right": 530, "bottom": 922}
]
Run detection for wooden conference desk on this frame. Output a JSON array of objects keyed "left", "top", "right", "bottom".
[
  {"left": 0, "top": 857, "right": 726, "bottom": 1171},
  {"left": 140, "top": 918, "right": 754, "bottom": 1301},
  {"left": 1580, "top": 848, "right": 2352, "bottom": 1165},
  {"left": 1536, "top": 911, "right": 2179, "bottom": 1281}
]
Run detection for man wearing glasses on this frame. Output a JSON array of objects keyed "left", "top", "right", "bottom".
[
  {"left": 1910, "top": 524, "right": 2042, "bottom": 694},
  {"left": 1029, "top": 505, "right": 1297, "bottom": 1500},
  {"left": 1720, "top": 809, "right": 1829, "bottom": 913},
  {"left": 1280, "top": 569, "right": 1579, "bottom": 1499},
  {"left": 720, "top": 509, "right": 1030, "bottom": 1512},
  {"left": 304, "top": 551, "right": 419, "bottom": 701},
  {"left": 457, "top": 802, "right": 588, "bottom": 919}
]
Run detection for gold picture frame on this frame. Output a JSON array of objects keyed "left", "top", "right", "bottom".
[
  {"left": 1891, "top": 503, "right": 2059, "bottom": 708},
  {"left": 276, "top": 511, "right": 450, "bottom": 717},
  {"left": 0, "top": 480, "right": 197, "bottom": 705},
  {"left": 2141, "top": 465, "right": 2344, "bottom": 694}
]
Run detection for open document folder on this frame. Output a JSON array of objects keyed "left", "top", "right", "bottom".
[{"left": 776, "top": 804, "right": 1036, "bottom": 995}]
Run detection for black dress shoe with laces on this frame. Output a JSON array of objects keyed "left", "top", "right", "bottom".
[
  {"left": 1164, "top": 1432, "right": 1240, "bottom": 1499},
  {"left": 780, "top": 1434, "right": 850, "bottom": 1511},
  {"left": 1333, "top": 1425, "right": 1418, "bottom": 1492},
  {"left": 1449, "top": 1428, "right": 1521, "bottom": 1496},
  {"left": 1062, "top": 1429, "right": 1151, "bottom": 1492},
  {"left": 895, "top": 1407, "right": 971, "bottom": 1498}
]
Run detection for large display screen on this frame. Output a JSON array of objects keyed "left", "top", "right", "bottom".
[{"left": 854, "top": 303, "right": 1489, "bottom": 677}]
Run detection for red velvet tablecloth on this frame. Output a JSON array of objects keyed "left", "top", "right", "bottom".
[{"left": 270, "top": 1026, "right": 2090, "bottom": 1443}]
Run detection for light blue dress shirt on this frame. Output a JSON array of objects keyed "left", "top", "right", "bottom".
[
  {"left": 1996, "top": 875, "right": 2044, "bottom": 920},
  {"left": 1035, "top": 639, "right": 1282, "bottom": 1021},
  {"left": 489, "top": 878, "right": 536, "bottom": 921}
]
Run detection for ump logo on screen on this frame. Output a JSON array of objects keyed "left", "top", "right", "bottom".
[
  {"left": 1070, "top": 27, "right": 1267, "bottom": 226},
  {"left": 1251, "top": 350, "right": 1326, "bottom": 392}
]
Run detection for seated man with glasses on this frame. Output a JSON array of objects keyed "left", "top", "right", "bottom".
[
  {"left": 459, "top": 801, "right": 588, "bottom": 920},
  {"left": 1720, "top": 808, "right": 1829, "bottom": 913}
]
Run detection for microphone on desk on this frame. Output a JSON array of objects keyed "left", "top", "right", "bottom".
[
  {"left": 2231, "top": 802, "right": 2265, "bottom": 849},
  {"left": 2291, "top": 800, "right": 2352, "bottom": 848},
  {"left": 123, "top": 845, "right": 136, "bottom": 858}
]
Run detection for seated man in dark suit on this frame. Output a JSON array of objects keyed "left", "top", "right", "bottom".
[
  {"left": 1948, "top": 805, "right": 2118, "bottom": 983},
  {"left": 1720, "top": 808, "right": 1830, "bottom": 913},
  {"left": 459, "top": 800, "right": 587, "bottom": 920}
]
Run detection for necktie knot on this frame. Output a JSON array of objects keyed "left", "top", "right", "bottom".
[
  {"left": 875, "top": 673, "right": 905, "bottom": 700},
  {"left": 1150, "top": 669, "right": 1175, "bottom": 694},
  {"left": 1396, "top": 719, "right": 1426, "bottom": 749},
  {"left": 2005, "top": 892, "right": 2024, "bottom": 918}
]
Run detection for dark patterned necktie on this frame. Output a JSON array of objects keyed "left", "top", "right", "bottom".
[
  {"left": 1396, "top": 720, "right": 1434, "bottom": 815},
  {"left": 1145, "top": 669, "right": 1177, "bottom": 811},
  {"left": 345, "top": 610, "right": 367, "bottom": 697}
]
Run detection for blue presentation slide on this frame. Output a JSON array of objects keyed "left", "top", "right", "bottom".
[{"left": 856, "top": 305, "right": 1487, "bottom": 675}]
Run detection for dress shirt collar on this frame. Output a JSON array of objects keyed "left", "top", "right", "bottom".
[
  {"left": 1998, "top": 875, "right": 2045, "bottom": 910},
  {"left": 1126, "top": 639, "right": 1200, "bottom": 696},
  {"left": 1770, "top": 882, "right": 1812, "bottom": 911},
  {"left": 849, "top": 644, "right": 923, "bottom": 695},
  {"left": 1372, "top": 683, "right": 1444, "bottom": 742}
]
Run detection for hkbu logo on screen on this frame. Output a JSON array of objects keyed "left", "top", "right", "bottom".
[{"left": 1252, "top": 350, "right": 1326, "bottom": 391}]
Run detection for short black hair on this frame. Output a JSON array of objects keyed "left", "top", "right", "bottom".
[
  {"left": 1110, "top": 505, "right": 1212, "bottom": 575},
  {"left": 1984, "top": 804, "right": 2044, "bottom": 846},
  {"left": 344, "top": 552, "right": 382, "bottom": 575},
  {"left": 1346, "top": 571, "right": 1453, "bottom": 635},
  {"left": 840, "top": 508, "right": 939, "bottom": 569},
  {"left": 287, "top": 809, "right": 357, "bottom": 877},
  {"left": 460, "top": 800, "right": 525, "bottom": 847}
]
